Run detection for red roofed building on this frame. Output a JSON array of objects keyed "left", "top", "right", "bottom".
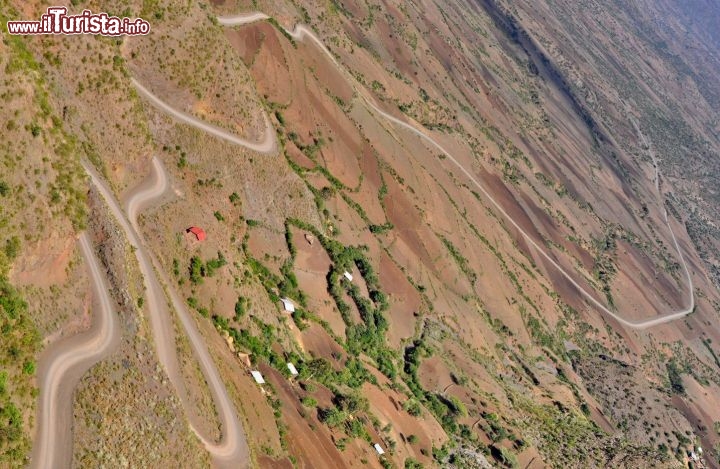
[{"left": 186, "top": 226, "right": 206, "bottom": 241}]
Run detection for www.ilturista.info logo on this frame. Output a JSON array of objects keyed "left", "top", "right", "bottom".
[{"left": 6, "top": 7, "right": 150, "bottom": 36}]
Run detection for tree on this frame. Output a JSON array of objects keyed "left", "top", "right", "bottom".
[
  {"left": 300, "top": 358, "right": 334, "bottom": 382},
  {"left": 405, "top": 458, "right": 424, "bottom": 469},
  {"left": 335, "top": 391, "right": 368, "bottom": 415},
  {"left": 4, "top": 237, "right": 20, "bottom": 261},
  {"left": 403, "top": 399, "right": 423, "bottom": 417},
  {"left": 319, "top": 407, "right": 348, "bottom": 428},
  {"left": 234, "top": 297, "right": 248, "bottom": 320},
  {"left": 189, "top": 256, "right": 203, "bottom": 284}
]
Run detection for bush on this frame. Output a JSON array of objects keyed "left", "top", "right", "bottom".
[
  {"left": 666, "top": 360, "right": 685, "bottom": 395},
  {"left": 301, "top": 397, "right": 317, "bottom": 407},
  {"left": 189, "top": 257, "right": 203, "bottom": 284},
  {"left": 4, "top": 237, "right": 20, "bottom": 261},
  {"left": 405, "top": 458, "right": 423, "bottom": 469},
  {"left": 403, "top": 399, "right": 423, "bottom": 417},
  {"left": 234, "top": 297, "right": 248, "bottom": 320},
  {"left": 318, "top": 407, "right": 348, "bottom": 428}
]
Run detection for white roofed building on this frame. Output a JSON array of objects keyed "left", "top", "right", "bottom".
[
  {"left": 250, "top": 370, "right": 265, "bottom": 384},
  {"left": 280, "top": 298, "right": 295, "bottom": 313}
]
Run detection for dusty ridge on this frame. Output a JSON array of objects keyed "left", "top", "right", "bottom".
[
  {"left": 31, "top": 233, "right": 121, "bottom": 469},
  {"left": 216, "top": 11, "right": 694, "bottom": 329},
  {"left": 84, "top": 158, "right": 250, "bottom": 467}
]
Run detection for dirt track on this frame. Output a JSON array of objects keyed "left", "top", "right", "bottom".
[
  {"left": 131, "top": 78, "right": 277, "bottom": 154},
  {"left": 216, "top": 11, "right": 695, "bottom": 329},
  {"left": 34, "top": 9, "right": 698, "bottom": 468},
  {"left": 84, "top": 158, "right": 250, "bottom": 468},
  {"left": 31, "top": 233, "right": 121, "bottom": 469}
]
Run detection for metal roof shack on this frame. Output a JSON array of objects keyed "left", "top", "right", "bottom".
[
  {"left": 250, "top": 370, "right": 265, "bottom": 384},
  {"left": 186, "top": 226, "right": 207, "bottom": 241},
  {"left": 280, "top": 298, "right": 295, "bottom": 313}
]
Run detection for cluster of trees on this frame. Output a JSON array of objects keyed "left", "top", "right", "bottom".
[
  {"left": 0, "top": 270, "right": 39, "bottom": 463},
  {"left": 287, "top": 219, "right": 397, "bottom": 378},
  {"left": 591, "top": 229, "right": 618, "bottom": 308},
  {"left": 188, "top": 252, "right": 227, "bottom": 284},
  {"left": 241, "top": 224, "right": 310, "bottom": 328},
  {"left": 212, "top": 314, "right": 299, "bottom": 373},
  {"left": 318, "top": 390, "right": 371, "bottom": 440},
  {"left": 403, "top": 339, "right": 466, "bottom": 434},
  {"left": 666, "top": 359, "right": 685, "bottom": 395}
]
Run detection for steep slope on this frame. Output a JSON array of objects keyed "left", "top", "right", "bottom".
[{"left": 1, "top": 0, "right": 719, "bottom": 468}]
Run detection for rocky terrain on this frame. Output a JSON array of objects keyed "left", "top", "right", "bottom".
[{"left": 0, "top": 0, "right": 719, "bottom": 468}]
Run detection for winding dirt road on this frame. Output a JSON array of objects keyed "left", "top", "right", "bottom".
[
  {"left": 131, "top": 78, "right": 277, "bottom": 154},
  {"left": 215, "top": 11, "right": 694, "bottom": 329},
  {"left": 37, "top": 10, "right": 697, "bottom": 469},
  {"left": 31, "top": 233, "right": 121, "bottom": 469},
  {"left": 83, "top": 158, "right": 250, "bottom": 467}
]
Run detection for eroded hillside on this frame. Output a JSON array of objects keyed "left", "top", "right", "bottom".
[{"left": 1, "top": 0, "right": 719, "bottom": 468}]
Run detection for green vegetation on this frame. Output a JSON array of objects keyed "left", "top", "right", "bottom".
[
  {"left": 2, "top": 14, "right": 87, "bottom": 230},
  {"left": 666, "top": 359, "right": 685, "bottom": 395},
  {"left": 439, "top": 235, "right": 476, "bottom": 285},
  {"left": 234, "top": 296, "right": 249, "bottom": 321},
  {"left": 591, "top": 229, "right": 618, "bottom": 308},
  {"left": 188, "top": 252, "right": 227, "bottom": 284},
  {"left": 301, "top": 397, "right": 317, "bottom": 407},
  {"left": 286, "top": 219, "right": 396, "bottom": 378},
  {"left": 369, "top": 222, "right": 394, "bottom": 234},
  {"left": 403, "top": 398, "right": 423, "bottom": 417},
  {"left": 403, "top": 337, "right": 465, "bottom": 434},
  {"left": 267, "top": 17, "right": 297, "bottom": 47},
  {"left": 0, "top": 274, "right": 40, "bottom": 464},
  {"left": 404, "top": 458, "right": 424, "bottom": 468}
]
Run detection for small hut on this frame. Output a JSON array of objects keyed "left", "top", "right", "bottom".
[{"left": 186, "top": 226, "right": 207, "bottom": 241}]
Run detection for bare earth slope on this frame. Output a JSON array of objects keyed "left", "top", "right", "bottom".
[{"left": 1, "top": 0, "right": 720, "bottom": 468}]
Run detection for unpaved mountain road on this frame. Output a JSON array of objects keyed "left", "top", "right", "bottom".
[
  {"left": 84, "top": 158, "right": 250, "bottom": 468},
  {"left": 31, "top": 233, "right": 121, "bottom": 469},
  {"left": 215, "top": 12, "right": 695, "bottom": 329},
  {"left": 35, "top": 10, "right": 696, "bottom": 469},
  {"left": 131, "top": 78, "right": 277, "bottom": 155}
]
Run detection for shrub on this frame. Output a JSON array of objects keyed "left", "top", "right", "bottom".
[
  {"left": 234, "top": 297, "right": 248, "bottom": 320},
  {"left": 189, "top": 257, "right": 203, "bottom": 284},
  {"left": 301, "top": 397, "right": 317, "bottom": 407},
  {"left": 4, "top": 237, "right": 20, "bottom": 261},
  {"left": 318, "top": 407, "right": 348, "bottom": 428},
  {"left": 403, "top": 399, "right": 423, "bottom": 417},
  {"left": 666, "top": 360, "right": 685, "bottom": 395},
  {"left": 405, "top": 458, "right": 423, "bottom": 469}
]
